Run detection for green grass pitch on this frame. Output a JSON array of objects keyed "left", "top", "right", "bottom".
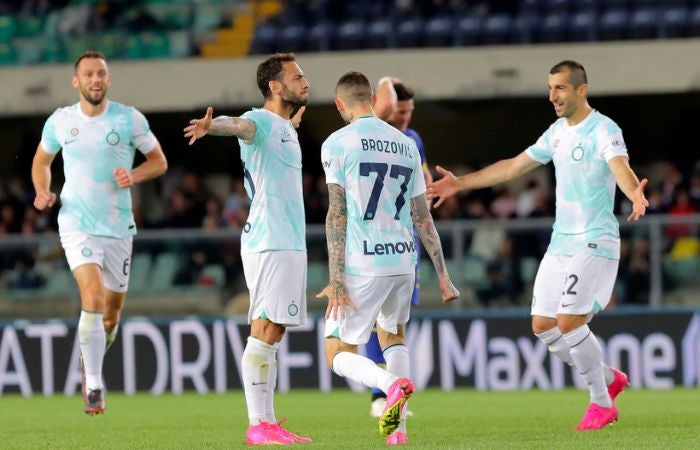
[{"left": 1, "top": 388, "right": 698, "bottom": 448}]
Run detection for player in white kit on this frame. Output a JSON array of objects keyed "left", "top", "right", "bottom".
[
  {"left": 31, "top": 51, "right": 168, "bottom": 415},
  {"left": 317, "top": 72, "right": 459, "bottom": 445},
  {"left": 183, "top": 53, "right": 311, "bottom": 445},
  {"left": 428, "top": 61, "right": 648, "bottom": 430}
]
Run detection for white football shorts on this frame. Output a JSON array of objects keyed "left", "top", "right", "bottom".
[
  {"left": 531, "top": 253, "right": 619, "bottom": 319},
  {"left": 242, "top": 250, "right": 307, "bottom": 327},
  {"left": 59, "top": 229, "right": 133, "bottom": 293},
  {"left": 325, "top": 272, "right": 414, "bottom": 345}
]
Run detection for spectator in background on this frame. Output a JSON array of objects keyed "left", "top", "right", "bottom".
[
  {"left": 666, "top": 189, "right": 697, "bottom": 239},
  {"left": 490, "top": 187, "right": 517, "bottom": 219},
  {"left": 223, "top": 178, "right": 250, "bottom": 228},
  {"left": 689, "top": 173, "right": 700, "bottom": 210}
]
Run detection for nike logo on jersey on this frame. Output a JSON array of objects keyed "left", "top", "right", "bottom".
[
  {"left": 64, "top": 138, "right": 78, "bottom": 145},
  {"left": 562, "top": 303, "right": 574, "bottom": 308},
  {"left": 281, "top": 138, "right": 298, "bottom": 143},
  {"left": 251, "top": 381, "right": 267, "bottom": 386}
]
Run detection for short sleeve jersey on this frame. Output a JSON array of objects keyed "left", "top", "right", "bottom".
[
  {"left": 525, "top": 110, "right": 629, "bottom": 259},
  {"left": 238, "top": 108, "right": 306, "bottom": 253},
  {"left": 322, "top": 116, "right": 426, "bottom": 276},
  {"left": 41, "top": 100, "right": 158, "bottom": 238}
]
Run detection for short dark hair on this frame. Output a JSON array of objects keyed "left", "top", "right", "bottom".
[
  {"left": 74, "top": 51, "right": 107, "bottom": 71},
  {"left": 393, "top": 82, "right": 414, "bottom": 101},
  {"left": 550, "top": 60, "right": 588, "bottom": 88},
  {"left": 336, "top": 71, "right": 373, "bottom": 105},
  {"left": 257, "top": 53, "right": 296, "bottom": 99}
]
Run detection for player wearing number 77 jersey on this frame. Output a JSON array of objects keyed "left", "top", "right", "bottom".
[{"left": 317, "top": 71, "right": 459, "bottom": 446}]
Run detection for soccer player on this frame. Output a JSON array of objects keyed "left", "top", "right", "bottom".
[
  {"left": 428, "top": 60, "right": 647, "bottom": 430},
  {"left": 31, "top": 51, "right": 168, "bottom": 415},
  {"left": 317, "top": 71, "right": 459, "bottom": 445},
  {"left": 365, "top": 77, "right": 432, "bottom": 417},
  {"left": 183, "top": 53, "right": 311, "bottom": 446}
]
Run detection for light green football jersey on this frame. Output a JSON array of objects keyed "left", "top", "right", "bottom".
[
  {"left": 321, "top": 116, "right": 425, "bottom": 276},
  {"left": 41, "top": 100, "right": 158, "bottom": 238},
  {"left": 525, "top": 110, "right": 629, "bottom": 259},
  {"left": 238, "top": 108, "right": 306, "bottom": 253}
]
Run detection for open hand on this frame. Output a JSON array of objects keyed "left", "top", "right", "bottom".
[
  {"left": 316, "top": 281, "right": 356, "bottom": 321},
  {"left": 184, "top": 107, "right": 213, "bottom": 145},
  {"left": 427, "top": 166, "right": 460, "bottom": 208},
  {"left": 627, "top": 178, "right": 649, "bottom": 221}
]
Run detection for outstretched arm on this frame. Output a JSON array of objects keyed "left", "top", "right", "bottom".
[
  {"left": 31, "top": 144, "right": 57, "bottom": 210},
  {"left": 428, "top": 151, "right": 541, "bottom": 208},
  {"left": 411, "top": 193, "right": 459, "bottom": 303},
  {"left": 608, "top": 155, "right": 648, "bottom": 221},
  {"left": 184, "top": 107, "right": 257, "bottom": 145},
  {"left": 316, "top": 183, "right": 356, "bottom": 320}
]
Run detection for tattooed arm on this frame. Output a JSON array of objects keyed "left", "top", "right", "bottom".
[
  {"left": 411, "top": 193, "right": 460, "bottom": 303},
  {"left": 316, "top": 183, "right": 356, "bottom": 319},
  {"left": 184, "top": 106, "right": 257, "bottom": 145}
]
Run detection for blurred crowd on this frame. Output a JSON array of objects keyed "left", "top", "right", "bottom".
[{"left": 1, "top": 158, "right": 699, "bottom": 305}]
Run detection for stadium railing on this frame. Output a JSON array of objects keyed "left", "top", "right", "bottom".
[{"left": 0, "top": 214, "right": 698, "bottom": 318}]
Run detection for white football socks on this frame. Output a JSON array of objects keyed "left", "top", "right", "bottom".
[
  {"left": 563, "top": 325, "right": 612, "bottom": 408},
  {"left": 332, "top": 351, "right": 397, "bottom": 394},
  {"left": 242, "top": 337, "right": 278, "bottom": 425},
  {"left": 78, "top": 310, "right": 105, "bottom": 392},
  {"left": 536, "top": 326, "right": 615, "bottom": 385},
  {"left": 384, "top": 344, "right": 410, "bottom": 433}
]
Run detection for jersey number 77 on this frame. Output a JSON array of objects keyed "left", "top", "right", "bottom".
[{"left": 360, "top": 162, "right": 413, "bottom": 221}]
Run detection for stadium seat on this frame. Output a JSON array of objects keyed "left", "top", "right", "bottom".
[
  {"left": 332, "top": 19, "right": 366, "bottom": 51},
  {"left": 538, "top": 11, "right": 569, "bottom": 43},
  {"left": 512, "top": 13, "right": 541, "bottom": 44},
  {"left": 129, "top": 253, "right": 153, "bottom": 292},
  {"left": 0, "top": 16, "right": 16, "bottom": 43},
  {"left": 149, "top": 251, "right": 179, "bottom": 290},
  {"left": 305, "top": 22, "right": 331, "bottom": 52},
  {"left": 16, "top": 15, "right": 43, "bottom": 38},
  {"left": 628, "top": 7, "right": 660, "bottom": 40},
  {"left": 598, "top": 8, "right": 629, "bottom": 40},
  {"left": 394, "top": 16, "right": 424, "bottom": 48},
  {"left": 250, "top": 22, "right": 278, "bottom": 54},
  {"left": 278, "top": 23, "right": 306, "bottom": 53},
  {"left": 599, "top": 0, "right": 628, "bottom": 10},
  {"left": 42, "top": 39, "right": 65, "bottom": 63},
  {"left": 520, "top": 257, "right": 540, "bottom": 284},
  {"left": 13, "top": 37, "right": 44, "bottom": 65},
  {"left": 143, "top": 32, "right": 170, "bottom": 59},
  {"left": 545, "top": 0, "right": 574, "bottom": 13},
  {"left": 124, "top": 33, "right": 145, "bottom": 59},
  {"left": 454, "top": 15, "right": 481, "bottom": 46},
  {"left": 423, "top": 15, "right": 455, "bottom": 47},
  {"left": 480, "top": 13, "right": 513, "bottom": 45},
  {"left": 306, "top": 261, "right": 328, "bottom": 292},
  {"left": 41, "top": 270, "right": 72, "bottom": 298},
  {"left": 462, "top": 257, "right": 489, "bottom": 289},
  {"left": 572, "top": 0, "right": 599, "bottom": 13},
  {"left": 200, "top": 264, "right": 225, "bottom": 288},
  {"left": 688, "top": 7, "right": 700, "bottom": 37},
  {"left": 364, "top": 18, "right": 393, "bottom": 49},
  {"left": 660, "top": 6, "right": 689, "bottom": 38},
  {"left": 519, "top": 0, "right": 547, "bottom": 15},
  {"left": 191, "top": 4, "right": 222, "bottom": 33},
  {"left": 98, "top": 32, "right": 123, "bottom": 59},
  {"left": 568, "top": 9, "right": 598, "bottom": 41},
  {"left": 167, "top": 30, "right": 191, "bottom": 58}
]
